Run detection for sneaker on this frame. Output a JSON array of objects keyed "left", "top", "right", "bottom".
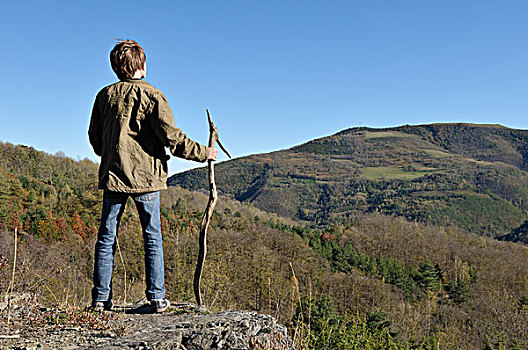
[
  {"left": 150, "top": 298, "right": 170, "bottom": 313},
  {"left": 91, "top": 300, "right": 114, "bottom": 312}
]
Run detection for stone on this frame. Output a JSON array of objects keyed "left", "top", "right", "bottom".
[{"left": 1, "top": 297, "right": 295, "bottom": 350}]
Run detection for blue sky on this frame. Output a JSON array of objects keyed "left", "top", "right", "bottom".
[{"left": 2, "top": 1, "right": 528, "bottom": 174}]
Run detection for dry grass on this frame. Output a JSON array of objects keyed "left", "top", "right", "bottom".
[{"left": 4, "top": 228, "right": 17, "bottom": 344}]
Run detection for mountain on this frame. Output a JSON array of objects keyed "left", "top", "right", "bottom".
[
  {"left": 169, "top": 123, "right": 528, "bottom": 238},
  {"left": 2, "top": 139, "right": 528, "bottom": 348}
]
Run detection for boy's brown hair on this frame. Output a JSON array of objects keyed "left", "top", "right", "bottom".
[{"left": 110, "top": 40, "right": 146, "bottom": 80}]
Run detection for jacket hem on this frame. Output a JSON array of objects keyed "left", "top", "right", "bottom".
[{"left": 98, "top": 185, "right": 168, "bottom": 193}]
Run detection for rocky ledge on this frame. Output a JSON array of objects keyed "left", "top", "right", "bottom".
[{"left": 1, "top": 295, "right": 295, "bottom": 349}]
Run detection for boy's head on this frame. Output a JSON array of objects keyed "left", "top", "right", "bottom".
[{"left": 110, "top": 40, "right": 146, "bottom": 80}]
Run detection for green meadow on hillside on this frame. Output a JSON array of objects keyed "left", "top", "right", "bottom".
[{"left": 361, "top": 166, "right": 436, "bottom": 180}]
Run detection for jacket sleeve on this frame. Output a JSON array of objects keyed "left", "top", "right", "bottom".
[
  {"left": 88, "top": 91, "right": 103, "bottom": 157},
  {"left": 150, "top": 92, "right": 209, "bottom": 162}
]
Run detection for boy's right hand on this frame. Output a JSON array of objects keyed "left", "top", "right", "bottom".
[{"left": 208, "top": 147, "right": 218, "bottom": 161}]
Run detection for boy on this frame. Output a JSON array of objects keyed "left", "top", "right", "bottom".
[{"left": 88, "top": 40, "right": 217, "bottom": 313}]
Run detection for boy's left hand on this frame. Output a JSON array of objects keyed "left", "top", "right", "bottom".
[{"left": 208, "top": 147, "right": 218, "bottom": 161}]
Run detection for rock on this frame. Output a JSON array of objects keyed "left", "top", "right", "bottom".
[
  {"left": 1, "top": 298, "right": 295, "bottom": 350},
  {"left": 88, "top": 307, "right": 294, "bottom": 349}
]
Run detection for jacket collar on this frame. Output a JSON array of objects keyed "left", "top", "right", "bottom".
[{"left": 121, "top": 79, "right": 149, "bottom": 84}]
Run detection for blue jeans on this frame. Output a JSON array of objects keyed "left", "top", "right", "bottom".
[{"left": 92, "top": 190, "right": 166, "bottom": 302}]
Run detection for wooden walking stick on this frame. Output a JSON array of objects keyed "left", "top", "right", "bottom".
[{"left": 193, "top": 109, "right": 231, "bottom": 306}]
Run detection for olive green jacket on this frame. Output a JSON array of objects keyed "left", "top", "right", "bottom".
[{"left": 88, "top": 79, "right": 208, "bottom": 193}]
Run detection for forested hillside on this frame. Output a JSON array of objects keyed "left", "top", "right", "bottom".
[
  {"left": 0, "top": 142, "right": 100, "bottom": 240},
  {"left": 169, "top": 123, "right": 528, "bottom": 239},
  {"left": 1, "top": 141, "right": 528, "bottom": 349}
]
